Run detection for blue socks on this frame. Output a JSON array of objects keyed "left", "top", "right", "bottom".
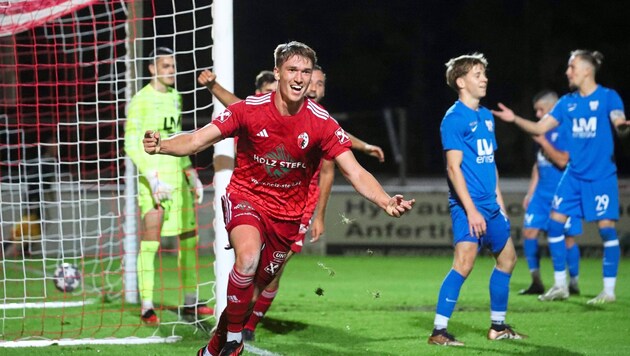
[
  {"left": 600, "top": 227, "right": 619, "bottom": 278},
  {"left": 566, "top": 243, "right": 580, "bottom": 278},
  {"left": 547, "top": 219, "right": 567, "bottom": 276},
  {"left": 489, "top": 268, "right": 511, "bottom": 315},
  {"left": 435, "top": 269, "right": 466, "bottom": 321},
  {"left": 523, "top": 238, "right": 540, "bottom": 271}
]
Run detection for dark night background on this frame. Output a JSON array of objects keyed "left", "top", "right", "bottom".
[{"left": 226, "top": 0, "right": 630, "bottom": 179}]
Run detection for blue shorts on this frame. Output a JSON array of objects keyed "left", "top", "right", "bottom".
[
  {"left": 552, "top": 172, "right": 619, "bottom": 222},
  {"left": 450, "top": 202, "right": 510, "bottom": 254},
  {"left": 524, "top": 190, "right": 583, "bottom": 236}
]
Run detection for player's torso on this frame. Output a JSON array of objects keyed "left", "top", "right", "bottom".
[{"left": 559, "top": 87, "right": 616, "bottom": 178}]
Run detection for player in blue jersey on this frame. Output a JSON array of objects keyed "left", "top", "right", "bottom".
[
  {"left": 520, "top": 90, "right": 583, "bottom": 297},
  {"left": 428, "top": 53, "right": 525, "bottom": 346},
  {"left": 493, "top": 50, "right": 630, "bottom": 304}
]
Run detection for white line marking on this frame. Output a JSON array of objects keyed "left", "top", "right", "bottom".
[{"left": 245, "top": 343, "right": 282, "bottom": 356}]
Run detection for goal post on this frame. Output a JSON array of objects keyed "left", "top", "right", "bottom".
[{"left": 0, "top": 0, "right": 233, "bottom": 346}]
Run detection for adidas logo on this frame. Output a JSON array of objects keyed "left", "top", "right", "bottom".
[{"left": 257, "top": 129, "right": 269, "bottom": 137}]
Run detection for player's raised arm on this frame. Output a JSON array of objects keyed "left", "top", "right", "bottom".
[
  {"left": 143, "top": 122, "right": 223, "bottom": 157},
  {"left": 491, "top": 103, "right": 558, "bottom": 136},
  {"left": 197, "top": 69, "right": 242, "bottom": 107},
  {"left": 348, "top": 133, "right": 385, "bottom": 162},
  {"left": 333, "top": 150, "right": 414, "bottom": 217},
  {"left": 611, "top": 109, "right": 630, "bottom": 137}
]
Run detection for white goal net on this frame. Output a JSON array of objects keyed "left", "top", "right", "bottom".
[{"left": 0, "top": 0, "right": 226, "bottom": 346}]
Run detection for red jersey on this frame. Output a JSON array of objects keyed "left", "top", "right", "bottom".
[{"left": 212, "top": 92, "right": 351, "bottom": 221}]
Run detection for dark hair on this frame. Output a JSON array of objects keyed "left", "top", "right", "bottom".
[
  {"left": 445, "top": 53, "right": 488, "bottom": 92},
  {"left": 532, "top": 89, "right": 558, "bottom": 105},
  {"left": 149, "top": 47, "right": 174, "bottom": 58},
  {"left": 255, "top": 70, "right": 275, "bottom": 90},
  {"left": 273, "top": 41, "right": 317, "bottom": 69},
  {"left": 570, "top": 49, "right": 604, "bottom": 73}
]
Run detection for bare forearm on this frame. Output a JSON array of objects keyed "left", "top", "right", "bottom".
[
  {"left": 447, "top": 165, "right": 476, "bottom": 213},
  {"left": 538, "top": 140, "right": 569, "bottom": 168},
  {"left": 315, "top": 160, "right": 335, "bottom": 221},
  {"left": 159, "top": 124, "right": 222, "bottom": 156},
  {"left": 210, "top": 82, "right": 241, "bottom": 107},
  {"left": 342, "top": 167, "right": 390, "bottom": 210},
  {"left": 514, "top": 115, "right": 545, "bottom": 135}
]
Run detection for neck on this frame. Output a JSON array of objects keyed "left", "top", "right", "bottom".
[
  {"left": 274, "top": 91, "right": 304, "bottom": 116},
  {"left": 578, "top": 80, "right": 597, "bottom": 97},
  {"left": 150, "top": 80, "right": 168, "bottom": 93},
  {"left": 459, "top": 93, "right": 480, "bottom": 111}
]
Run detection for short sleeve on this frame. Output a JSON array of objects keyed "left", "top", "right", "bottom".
[
  {"left": 212, "top": 101, "right": 243, "bottom": 138},
  {"left": 320, "top": 118, "right": 352, "bottom": 160},
  {"left": 440, "top": 114, "right": 466, "bottom": 151}
]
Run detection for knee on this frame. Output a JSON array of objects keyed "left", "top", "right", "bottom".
[
  {"left": 453, "top": 259, "right": 475, "bottom": 277},
  {"left": 235, "top": 251, "right": 260, "bottom": 275}
]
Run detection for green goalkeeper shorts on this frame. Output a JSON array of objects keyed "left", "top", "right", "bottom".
[{"left": 138, "top": 173, "right": 197, "bottom": 236}]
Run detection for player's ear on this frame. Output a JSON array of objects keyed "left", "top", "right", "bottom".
[
  {"left": 273, "top": 67, "right": 280, "bottom": 81},
  {"left": 455, "top": 77, "right": 465, "bottom": 91},
  {"left": 148, "top": 63, "right": 156, "bottom": 76}
]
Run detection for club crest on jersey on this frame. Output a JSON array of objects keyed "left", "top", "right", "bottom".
[
  {"left": 485, "top": 120, "right": 494, "bottom": 132},
  {"left": 215, "top": 109, "right": 232, "bottom": 123},
  {"left": 297, "top": 132, "right": 309, "bottom": 149},
  {"left": 589, "top": 100, "right": 599, "bottom": 111},
  {"left": 335, "top": 128, "right": 349, "bottom": 144}
]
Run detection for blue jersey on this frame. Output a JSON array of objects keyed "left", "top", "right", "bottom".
[
  {"left": 549, "top": 85, "right": 624, "bottom": 180},
  {"left": 441, "top": 100, "right": 497, "bottom": 206},
  {"left": 535, "top": 125, "right": 569, "bottom": 197}
]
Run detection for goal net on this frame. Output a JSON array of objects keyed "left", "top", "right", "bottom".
[{"left": 0, "top": 0, "right": 224, "bottom": 346}]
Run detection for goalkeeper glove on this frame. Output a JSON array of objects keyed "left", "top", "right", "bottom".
[
  {"left": 145, "top": 170, "right": 173, "bottom": 203},
  {"left": 185, "top": 168, "right": 204, "bottom": 204}
]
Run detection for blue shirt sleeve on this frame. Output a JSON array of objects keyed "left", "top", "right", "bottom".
[{"left": 440, "top": 113, "right": 466, "bottom": 151}]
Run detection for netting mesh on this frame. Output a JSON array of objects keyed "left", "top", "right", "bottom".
[{"left": 0, "top": 0, "right": 216, "bottom": 344}]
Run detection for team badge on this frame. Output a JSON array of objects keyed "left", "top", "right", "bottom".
[
  {"left": 298, "top": 132, "right": 309, "bottom": 149},
  {"left": 485, "top": 120, "right": 494, "bottom": 132},
  {"left": 335, "top": 128, "right": 349, "bottom": 144},
  {"left": 589, "top": 100, "right": 599, "bottom": 111},
  {"left": 215, "top": 109, "right": 232, "bottom": 123}
]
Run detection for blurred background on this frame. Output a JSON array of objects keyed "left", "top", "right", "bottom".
[{"left": 219, "top": 0, "right": 630, "bottom": 179}]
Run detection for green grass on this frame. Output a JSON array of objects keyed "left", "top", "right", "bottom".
[{"left": 1, "top": 255, "right": 629, "bottom": 355}]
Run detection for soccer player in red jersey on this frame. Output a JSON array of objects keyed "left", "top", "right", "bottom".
[
  {"left": 198, "top": 64, "right": 385, "bottom": 341},
  {"left": 145, "top": 41, "right": 413, "bottom": 356}
]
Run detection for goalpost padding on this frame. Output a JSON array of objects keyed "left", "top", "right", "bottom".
[{"left": 0, "top": 0, "right": 229, "bottom": 346}]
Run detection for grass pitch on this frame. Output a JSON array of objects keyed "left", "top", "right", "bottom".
[{"left": 1, "top": 254, "right": 629, "bottom": 355}]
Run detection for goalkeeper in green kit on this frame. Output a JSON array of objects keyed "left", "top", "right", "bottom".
[{"left": 124, "top": 47, "right": 212, "bottom": 325}]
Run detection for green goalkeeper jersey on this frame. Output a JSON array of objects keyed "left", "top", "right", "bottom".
[{"left": 124, "top": 84, "right": 192, "bottom": 181}]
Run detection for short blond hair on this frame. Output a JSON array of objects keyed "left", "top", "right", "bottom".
[{"left": 445, "top": 53, "right": 488, "bottom": 92}]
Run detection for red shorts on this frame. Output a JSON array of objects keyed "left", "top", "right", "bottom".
[{"left": 221, "top": 192, "right": 300, "bottom": 288}]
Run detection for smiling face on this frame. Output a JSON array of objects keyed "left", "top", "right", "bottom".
[
  {"left": 457, "top": 63, "right": 487, "bottom": 100},
  {"left": 306, "top": 69, "right": 326, "bottom": 103},
  {"left": 274, "top": 54, "right": 313, "bottom": 105}
]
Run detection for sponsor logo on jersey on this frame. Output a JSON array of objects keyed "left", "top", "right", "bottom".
[
  {"left": 215, "top": 109, "right": 232, "bottom": 123},
  {"left": 257, "top": 129, "right": 269, "bottom": 137},
  {"left": 475, "top": 139, "right": 494, "bottom": 164},
  {"left": 572, "top": 117, "right": 597, "bottom": 138},
  {"left": 469, "top": 121, "right": 478, "bottom": 132},
  {"left": 234, "top": 201, "right": 254, "bottom": 211},
  {"left": 298, "top": 132, "right": 309, "bottom": 149},
  {"left": 335, "top": 128, "right": 350, "bottom": 144},
  {"left": 568, "top": 103, "right": 577, "bottom": 112},
  {"left": 485, "top": 120, "right": 494, "bottom": 132},
  {"left": 551, "top": 132, "right": 559, "bottom": 142},
  {"left": 273, "top": 251, "right": 287, "bottom": 261},
  {"left": 589, "top": 100, "right": 599, "bottom": 111},
  {"left": 253, "top": 144, "right": 307, "bottom": 179}
]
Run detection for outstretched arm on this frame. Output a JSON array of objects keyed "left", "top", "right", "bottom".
[
  {"left": 492, "top": 103, "right": 558, "bottom": 136},
  {"left": 143, "top": 122, "right": 223, "bottom": 157},
  {"left": 348, "top": 133, "right": 385, "bottom": 162},
  {"left": 197, "top": 69, "right": 241, "bottom": 107},
  {"left": 334, "top": 151, "right": 414, "bottom": 217},
  {"left": 611, "top": 110, "right": 630, "bottom": 137}
]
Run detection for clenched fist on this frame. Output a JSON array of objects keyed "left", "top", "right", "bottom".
[{"left": 143, "top": 130, "right": 161, "bottom": 154}]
